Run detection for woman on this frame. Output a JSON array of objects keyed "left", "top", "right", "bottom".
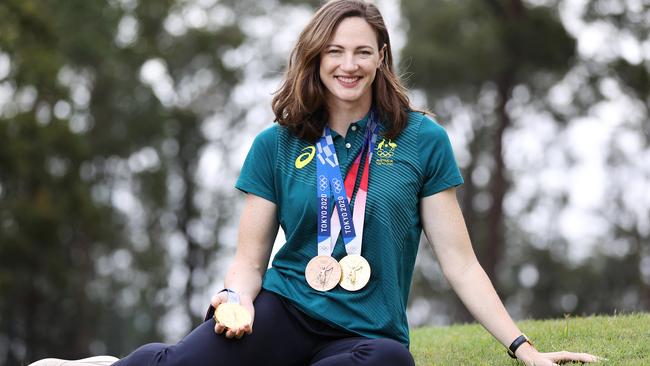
[{"left": 30, "top": 1, "right": 600, "bottom": 365}]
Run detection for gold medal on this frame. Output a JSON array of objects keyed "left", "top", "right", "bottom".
[
  {"left": 214, "top": 303, "right": 252, "bottom": 329},
  {"left": 305, "top": 255, "right": 342, "bottom": 291},
  {"left": 339, "top": 254, "right": 371, "bottom": 291}
]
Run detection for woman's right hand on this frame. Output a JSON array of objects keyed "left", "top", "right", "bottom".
[{"left": 211, "top": 291, "right": 255, "bottom": 339}]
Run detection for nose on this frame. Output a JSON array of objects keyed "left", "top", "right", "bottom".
[{"left": 340, "top": 53, "right": 359, "bottom": 72}]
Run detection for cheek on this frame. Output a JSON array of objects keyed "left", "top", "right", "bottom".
[
  {"left": 365, "top": 65, "right": 378, "bottom": 83},
  {"left": 319, "top": 62, "right": 328, "bottom": 81},
  {"left": 319, "top": 57, "right": 334, "bottom": 76},
  {"left": 319, "top": 62, "right": 336, "bottom": 94}
]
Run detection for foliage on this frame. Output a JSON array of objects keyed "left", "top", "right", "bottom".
[
  {"left": 402, "top": 0, "right": 650, "bottom": 326},
  {"left": 0, "top": 0, "right": 252, "bottom": 362}
]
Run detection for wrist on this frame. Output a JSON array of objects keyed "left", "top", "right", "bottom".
[
  {"left": 220, "top": 288, "right": 256, "bottom": 303},
  {"left": 218, "top": 288, "right": 243, "bottom": 303},
  {"left": 507, "top": 334, "right": 535, "bottom": 359},
  {"left": 514, "top": 342, "right": 537, "bottom": 360}
]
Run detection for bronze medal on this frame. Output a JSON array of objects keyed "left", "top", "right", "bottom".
[
  {"left": 305, "top": 255, "right": 342, "bottom": 291},
  {"left": 339, "top": 254, "right": 371, "bottom": 291},
  {"left": 214, "top": 303, "right": 252, "bottom": 329}
]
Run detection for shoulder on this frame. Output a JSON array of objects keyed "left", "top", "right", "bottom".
[
  {"left": 416, "top": 113, "right": 450, "bottom": 142},
  {"left": 397, "top": 111, "right": 450, "bottom": 144},
  {"left": 249, "top": 124, "right": 286, "bottom": 151},
  {"left": 254, "top": 123, "right": 281, "bottom": 142}
]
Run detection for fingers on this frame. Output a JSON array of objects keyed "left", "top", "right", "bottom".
[
  {"left": 213, "top": 322, "right": 226, "bottom": 335},
  {"left": 222, "top": 325, "right": 248, "bottom": 339},
  {"left": 547, "top": 351, "right": 602, "bottom": 363},
  {"left": 214, "top": 321, "right": 252, "bottom": 339}
]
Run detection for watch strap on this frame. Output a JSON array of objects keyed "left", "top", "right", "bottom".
[{"left": 507, "top": 334, "right": 532, "bottom": 359}]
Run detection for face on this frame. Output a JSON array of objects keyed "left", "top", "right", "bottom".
[{"left": 319, "top": 17, "right": 385, "bottom": 109}]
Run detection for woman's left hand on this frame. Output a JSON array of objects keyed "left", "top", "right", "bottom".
[{"left": 517, "top": 345, "right": 602, "bottom": 365}]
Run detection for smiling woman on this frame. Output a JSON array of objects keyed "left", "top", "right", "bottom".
[
  {"left": 29, "top": 1, "right": 601, "bottom": 366},
  {"left": 271, "top": 0, "right": 412, "bottom": 143}
]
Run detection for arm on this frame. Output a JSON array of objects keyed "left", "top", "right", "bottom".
[
  {"left": 420, "top": 188, "right": 599, "bottom": 365},
  {"left": 225, "top": 193, "right": 278, "bottom": 299},
  {"left": 211, "top": 193, "right": 279, "bottom": 338}
]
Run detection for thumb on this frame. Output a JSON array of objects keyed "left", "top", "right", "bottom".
[{"left": 210, "top": 293, "right": 227, "bottom": 308}]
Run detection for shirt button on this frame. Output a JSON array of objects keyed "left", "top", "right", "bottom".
[
  {"left": 345, "top": 142, "right": 352, "bottom": 149},
  {"left": 351, "top": 125, "right": 358, "bottom": 131}
]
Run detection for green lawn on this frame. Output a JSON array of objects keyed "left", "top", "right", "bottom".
[{"left": 410, "top": 313, "right": 650, "bottom": 365}]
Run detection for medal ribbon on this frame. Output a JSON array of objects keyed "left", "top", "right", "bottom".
[
  {"left": 316, "top": 132, "right": 334, "bottom": 255},
  {"left": 330, "top": 115, "right": 378, "bottom": 255},
  {"left": 316, "top": 110, "right": 378, "bottom": 257}
]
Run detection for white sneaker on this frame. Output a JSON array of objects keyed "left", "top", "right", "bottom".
[{"left": 28, "top": 356, "right": 119, "bottom": 366}]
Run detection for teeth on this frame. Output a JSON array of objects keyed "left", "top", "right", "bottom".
[{"left": 337, "top": 76, "right": 360, "bottom": 83}]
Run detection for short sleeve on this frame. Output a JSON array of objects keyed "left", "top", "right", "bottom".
[
  {"left": 418, "top": 115, "right": 464, "bottom": 197},
  {"left": 235, "top": 125, "right": 278, "bottom": 203}
]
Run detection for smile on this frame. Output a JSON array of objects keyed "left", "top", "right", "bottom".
[{"left": 335, "top": 76, "right": 362, "bottom": 86}]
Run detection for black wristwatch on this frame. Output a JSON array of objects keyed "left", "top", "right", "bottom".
[{"left": 507, "top": 334, "right": 533, "bottom": 359}]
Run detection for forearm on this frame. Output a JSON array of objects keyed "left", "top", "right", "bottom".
[
  {"left": 222, "top": 194, "right": 277, "bottom": 301},
  {"left": 223, "top": 255, "right": 265, "bottom": 301},
  {"left": 446, "top": 259, "right": 523, "bottom": 349}
]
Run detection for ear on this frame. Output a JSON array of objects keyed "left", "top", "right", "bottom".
[{"left": 378, "top": 43, "right": 386, "bottom": 68}]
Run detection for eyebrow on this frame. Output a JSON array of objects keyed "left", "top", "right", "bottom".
[{"left": 325, "top": 44, "right": 375, "bottom": 50}]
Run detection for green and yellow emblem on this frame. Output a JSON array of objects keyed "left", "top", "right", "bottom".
[{"left": 375, "top": 138, "right": 397, "bottom": 165}]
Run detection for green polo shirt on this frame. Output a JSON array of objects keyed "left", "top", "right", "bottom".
[{"left": 235, "top": 111, "right": 463, "bottom": 346}]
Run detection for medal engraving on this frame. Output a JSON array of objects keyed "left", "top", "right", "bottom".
[
  {"left": 306, "top": 255, "right": 342, "bottom": 291},
  {"left": 339, "top": 254, "right": 371, "bottom": 291},
  {"left": 346, "top": 263, "right": 363, "bottom": 285}
]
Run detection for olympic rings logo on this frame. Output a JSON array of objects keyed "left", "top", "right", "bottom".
[
  {"left": 376, "top": 150, "right": 393, "bottom": 158},
  {"left": 332, "top": 178, "right": 342, "bottom": 193},
  {"left": 319, "top": 175, "right": 329, "bottom": 191}
]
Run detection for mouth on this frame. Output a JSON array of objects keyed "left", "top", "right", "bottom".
[{"left": 335, "top": 75, "right": 362, "bottom": 87}]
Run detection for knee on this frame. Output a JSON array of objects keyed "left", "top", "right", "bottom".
[{"left": 356, "top": 338, "right": 414, "bottom": 366}]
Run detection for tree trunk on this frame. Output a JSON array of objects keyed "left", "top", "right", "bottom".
[
  {"left": 479, "top": 0, "right": 524, "bottom": 281},
  {"left": 484, "top": 73, "right": 512, "bottom": 281}
]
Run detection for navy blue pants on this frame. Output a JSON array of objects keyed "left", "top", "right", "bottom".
[{"left": 114, "top": 290, "right": 414, "bottom": 366}]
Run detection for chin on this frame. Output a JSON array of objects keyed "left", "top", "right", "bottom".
[{"left": 331, "top": 91, "right": 369, "bottom": 104}]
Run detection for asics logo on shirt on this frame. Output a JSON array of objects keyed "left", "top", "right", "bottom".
[{"left": 295, "top": 146, "right": 316, "bottom": 169}]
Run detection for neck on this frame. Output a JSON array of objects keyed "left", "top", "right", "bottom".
[{"left": 327, "top": 96, "right": 372, "bottom": 137}]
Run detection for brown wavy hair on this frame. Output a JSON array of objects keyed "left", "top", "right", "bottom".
[{"left": 272, "top": 0, "right": 414, "bottom": 142}]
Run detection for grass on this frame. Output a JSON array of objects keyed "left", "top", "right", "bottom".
[{"left": 410, "top": 313, "right": 650, "bottom": 365}]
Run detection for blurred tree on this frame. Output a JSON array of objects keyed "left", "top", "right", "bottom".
[
  {"left": 402, "top": 0, "right": 575, "bottom": 322},
  {"left": 0, "top": 0, "right": 139, "bottom": 362},
  {"left": 0, "top": 0, "right": 253, "bottom": 362},
  {"left": 582, "top": 0, "right": 650, "bottom": 314},
  {"left": 403, "top": 0, "right": 575, "bottom": 284},
  {"left": 402, "top": 0, "right": 650, "bottom": 325}
]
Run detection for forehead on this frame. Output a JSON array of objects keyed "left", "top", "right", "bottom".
[{"left": 327, "top": 16, "right": 378, "bottom": 48}]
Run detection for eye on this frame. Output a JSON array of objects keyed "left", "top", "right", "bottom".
[{"left": 326, "top": 49, "right": 342, "bottom": 54}]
